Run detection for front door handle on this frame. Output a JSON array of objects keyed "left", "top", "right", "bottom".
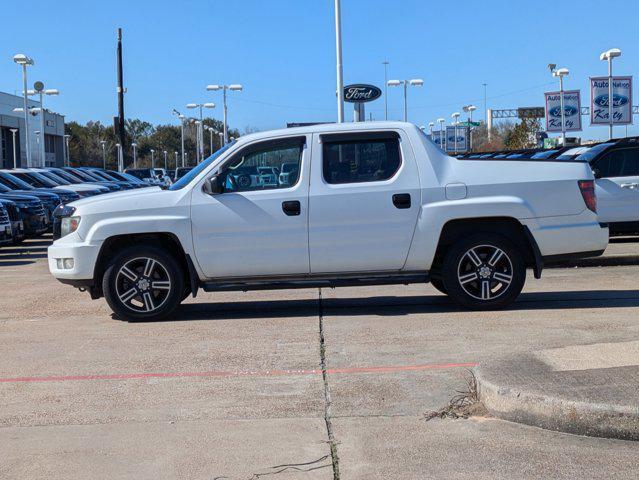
[
  {"left": 392, "top": 193, "right": 411, "bottom": 209},
  {"left": 621, "top": 183, "right": 639, "bottom": 190},
  {"left": 282, "top": 200, "right": 301, "bottom": 216}
]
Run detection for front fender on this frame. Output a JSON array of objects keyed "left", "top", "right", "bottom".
[{"left": 404, "top": 196, "right": 535, "bottom": 270}]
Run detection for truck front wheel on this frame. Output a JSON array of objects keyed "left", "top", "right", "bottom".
[
  {"left": 441, "top": 233, "right": 525, "bottom": 310},
  {"left": 103, "top": 245, "right": 185, "bottom": 321}
]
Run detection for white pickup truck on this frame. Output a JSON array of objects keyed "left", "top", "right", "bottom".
[{"left": 48, "top": 122, "right": 608, "bottom": 321}]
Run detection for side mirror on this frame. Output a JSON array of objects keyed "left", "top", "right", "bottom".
[{"left": 203, "top": 174, "right": 224, "bottom": 195}]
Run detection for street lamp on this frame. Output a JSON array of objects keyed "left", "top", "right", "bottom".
[
  {"left": 194, "top": 121, "right": 202, "bottom": 163},
  {"left": 163, "top": 150, "right": 168, "bottom": 170},
  {"left": 115, "top": 143, "right": 123, "bottom": 172},
  {"left": 463, "top": 105, "right": 477, "bottom": 150},
  {"left": 387, "top": 78, "right": 424, "bottom": 122},
  {"left": 206, "top": 84, "right": 242, "bottom": 144},
  {"left": 27, "top": 84, "right": 59, "bottom": 167},
  {"left": 437, "top": 118, "right": 445, "bottom": 149},
  {"left": 207, "top": 126, "right": 216, "bottom": 155},
  {"left": 428, "top": 121, "right": 434, "bottom": 135},
  {"left": 9, "top": 129, "right": 19, "bottom": 168},
  {"left": 600, "top": 48, "right": 622, "bottom": 140},
  {"left": 100, "top": 140, "right": 107, "bottom": 169},
  {"left": 172, "top": 109, "right": 186, "bottom": 166},
  {"left": 186, "top": 102, "right": 215, "bottom": 162},
  {"left": 451, "top": 112, "right": 461, "bottom": 153},
  {"left": 382, "top": 61, "right": 390, "bottom": 120},
  {"left": 13, "top": 54, "right": 34, "bottom": 167},
  {"left": 174, "top": 151, "right": 179, "bottom": 168},
  {"left": 150, "top": 149, "right": 155, "bottom": 168},
  {"left": 64, "top": 134, "right": 71, "bottom": 167},
  {"left": 131, "top": 142, "right": 137, "bottom": 168},
  {"left": 550, "top": 68, "right": 570, "bottom": 145}
]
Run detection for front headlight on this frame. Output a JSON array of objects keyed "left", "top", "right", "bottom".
[{"left": 60, "top": 216, "right": 81, "bottom": 238}]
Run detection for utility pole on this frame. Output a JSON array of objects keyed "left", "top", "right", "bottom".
[
  {"left": 334, "top": 0, "right": 344, "bottom": 123},
  {"left": 116, "top": 28, "right": 126, "bottom": 168}
]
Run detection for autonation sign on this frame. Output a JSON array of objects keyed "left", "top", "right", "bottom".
[
  {"left": 544, "top": 90, "right": 582, "bottom": 132},
  {"left": 445, "top": 125, "right": 469, "bottom": 153},
  {"left": 590, "top": 76, "right": 633, "bottom": 125}
]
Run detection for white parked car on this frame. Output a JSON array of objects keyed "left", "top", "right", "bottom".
[
  {"left": 554, "top": 139, "right": 639, "bottom": 235},
  {"left": 48, "top": 122, "right": 608, "bottom": 321}
]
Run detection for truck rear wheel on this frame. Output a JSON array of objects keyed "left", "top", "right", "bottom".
[
  {"left": 441, "top": 233, "right": 525, "bottom": 310},
  {"left": 103, "top": 245, "right": 184, "bottom": 321}
]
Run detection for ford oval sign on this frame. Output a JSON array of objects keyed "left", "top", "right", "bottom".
[
  {"left": 343, "top": 84, "right": 382, "bottom": 103},
  {"left": 549, "top": 105, "right": 579, "bottom": 118},
  {"left": 593, "top": 93, "right": 629, "bottom": 108}
]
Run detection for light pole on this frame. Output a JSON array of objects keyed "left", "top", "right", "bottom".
[
  {"left": 34, "top": 131, "right": 41, "bottom": 165},
  {"left": 28, "top": 84, "right": 59, "bottom": 167},
  {"left": 13, "top": 54, "right": 34, "bottom": 167},
  {"left": 451, "top": 112, "right": 461, "bottom": 153},
  {"left": 186, "top": 102, "right": 215, "bottom": 162},
  {"left": 600, "top": 48, "right": 622, "bottom": 140},
  {"left": 550, "top": 68, "right": 569, "bottom": 145},
  {"left": 150, "top": 149, "right": 155, "bottom": 168},
  {"left": 100, "top": 140, "right": 107, "bottom": 169},
  {"left": 163, "top": 150, "right": 168, "bottom": 170},
  {"left": 463, "top": 105, "right": 477, "bottom": 150},
  {"left": 387, "top": 79, "right": 424, "bottom": 122},
  {"left": 131, "top": 142, "right": 137, "bottom": 168},
  {"left": 428, "top": 122, "right": 434, "bottom": 135},
  {"left": 437, "top": 118, "right": 445, "bottom": 149},
  {"left": 174, "top": 151, "right": 178, "bottom": 168},
  {"left": 206, "top": 84, "right": 242, "bottom": 144},
  {"left": 64, "top": 134, "right": 71, "bottom": 167},
  {"left": 172, "top": 109, "right": 186, "bottom": 166},
  {"left": 334, "top": 0, "right": 344, "bottom": 123},
  {"left": 382, "top": 60, "right": 389, "bottom": 120},
  {"left": 207, "top": 127, "right": 215, "bottom": 154},
  {"left": 9, "top": 129, "right": 18, "bottom": 168},
  {"left": 115, "top": 143, "right": 123, "bottom": 172}
]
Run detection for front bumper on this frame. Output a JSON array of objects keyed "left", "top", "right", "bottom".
[
  {"left": 48, "top": 239, "right": 103, "bottom": 281},
  {"left": 0, "top": 223, "right": 13, "bottom": 245},
  {"left": 22, "top": 213, "right": 49, "bottom": 235}
]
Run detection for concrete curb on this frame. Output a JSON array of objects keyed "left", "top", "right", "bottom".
[{"left": 475, "top": 365, "right": 639, "bottom": 441}]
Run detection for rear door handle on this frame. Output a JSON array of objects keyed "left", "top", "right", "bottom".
[
  {"left": 621, "top": 183, "right": 639, "bottom": 190},
  {"left": 282, "top": 200, "right": 301, "bottom": 216},
  {"left": 392, "top": 193, "right": 411, "bottom": 209}
]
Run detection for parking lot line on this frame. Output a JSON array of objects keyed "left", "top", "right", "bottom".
[{"left": 0, "top": 361, "right": 478, "bottom": 384}]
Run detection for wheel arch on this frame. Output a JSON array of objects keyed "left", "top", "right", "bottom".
[
  {"left": 91, "top": 232, "right": 198, "bottom": 299},
  {"left": 432, "top": 216, "right": 542, "bottom": 279}
]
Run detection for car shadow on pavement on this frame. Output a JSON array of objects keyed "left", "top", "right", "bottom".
[{"left": 130, "top": 289, "right": 639, "bottom": 322}]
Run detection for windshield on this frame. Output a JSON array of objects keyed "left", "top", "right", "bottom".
[
  {"left": 531, "top": 149, "right": 559, "bottom": 159},
  {"left": 69, "top": 169, "right": 103, "bottom": 182},
  {"left": 575, "top": 142, "right": 616, "bottom": 162},
  {"left": 12, "top": 171, "right": 53, "bottom": 188},
  {"left": 0, "top": 172, "right": 34, "bottom": 190},
  {"left": 556, "top": 147, "right": 589, "bottom": 160},
  {"left": 39, "top": 171, "right": 71, "bottom": 185},
  {"left": 52, "top": 169, "right": 83, "bottom": 183},
  {"left": 169, "top": 142, "right": 235, "bottom": 191}
]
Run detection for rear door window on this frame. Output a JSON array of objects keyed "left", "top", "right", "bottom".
[
  {"left": 594, "top": 148, "right": 639, "bottom": 177},
  {"left": 322, "top": 132, "right": 401, "bottom": 184}
]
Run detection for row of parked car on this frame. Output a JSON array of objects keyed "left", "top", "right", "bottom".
[
  {"left": 458, "top": 137, "right": 639, "bottom": 235},
  {"left": 0, "top": 166, "right": 154, "bottom": 247}
]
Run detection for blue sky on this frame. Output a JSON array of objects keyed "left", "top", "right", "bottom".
[{"left": 1, "top": 0, "right": 638, "bottom": 140}]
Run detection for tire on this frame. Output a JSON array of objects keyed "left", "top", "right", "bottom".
[
  {"left": 103, "top": 245, "right": 185, "bottom": 321},
  {"left": 441, "top": 233, "right": 525, "bottom": 310},
  {"left": 429, "top": 277, "right": 448, "bottom": 295}
]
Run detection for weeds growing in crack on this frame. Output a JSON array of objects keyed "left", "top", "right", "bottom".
[{"left": 424, "top": 370, "right": 487, "bottom": 421}]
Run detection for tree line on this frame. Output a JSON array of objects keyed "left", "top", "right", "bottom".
[{"left": 65, "top": 118, "right": 242, "bottom": 170}]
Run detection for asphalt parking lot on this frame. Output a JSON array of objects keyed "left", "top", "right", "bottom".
[{"left": 1, "top": 236, "right": 639, "bottom": 479}]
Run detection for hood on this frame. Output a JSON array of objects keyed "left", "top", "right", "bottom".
[{"left": 70, "top": 186, "right": 167, "bottom": 213}]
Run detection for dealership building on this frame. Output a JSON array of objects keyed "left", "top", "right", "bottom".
[{"left": 0, "top": 91, "right": 66, "bottom": 169}]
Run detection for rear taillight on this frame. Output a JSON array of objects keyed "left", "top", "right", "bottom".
[{"left": 578, "top": 180, "right": 597, "bottom": 213}]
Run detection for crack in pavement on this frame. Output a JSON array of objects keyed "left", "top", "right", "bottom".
[{"left": 318, "top": 287, "right": 340, "bottom": 480}]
